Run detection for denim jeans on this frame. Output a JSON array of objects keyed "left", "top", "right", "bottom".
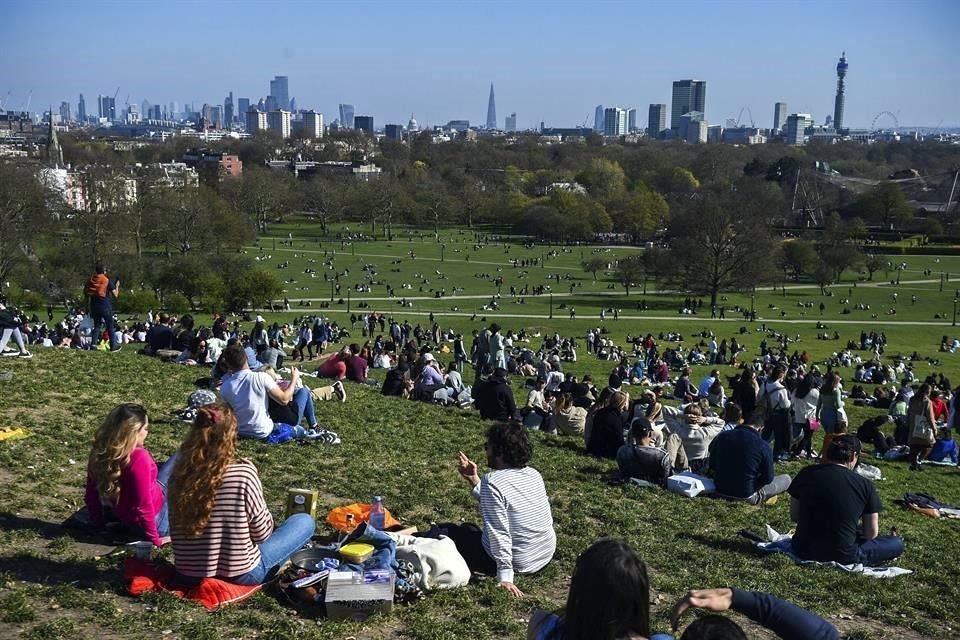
[
  {"left": 292, "top": 386, "right": 317, "bottom": 427},
  {"left": 90, "top": 302, "right": 116, "bottom": 350},
  {"left": 153, "top": 451, "right": 180, "bottom": 538},
  {"left": 857, "top": 535, "right": 905, "bottom": 566},
  {"left": 231, "top": 513, "right": 316, "bottom": 585}
]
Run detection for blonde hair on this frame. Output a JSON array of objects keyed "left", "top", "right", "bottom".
[
  {"left": 168, "top": 402, "right": 238, "bottom": 538},
  {"left": 88, "top": 404, "right": 149, "bottom": 502},
  {"left": 609, "top": 391, "right": 628, "bottom": 411}
]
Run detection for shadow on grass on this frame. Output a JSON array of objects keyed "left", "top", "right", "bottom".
[
  {"left": 0, "top": 552, "right": 122, "bottom": 588},
  {"left": 681, "top": 532, "right": 764, "bottom": 557},
  {"left": 0, "top": 512, "right": 134, "bottom": 546}
]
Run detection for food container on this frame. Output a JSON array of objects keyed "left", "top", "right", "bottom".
[
  {"left": 285, "top": 488, "right": 319, "bottom": 520},
  {"left": 289, "top": 547, "right": 339, "bottom": 572},
  {"left": 325, "top": 569, "right": 395, "bottom": 622},
  {"left": 338, "top": 542, "right": 375, "bottom": 564}
]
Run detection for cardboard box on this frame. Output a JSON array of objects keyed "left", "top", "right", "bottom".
[
  {"left": 324, "top": 569, "right": 395, "bottom": 622},
  {"left": 285, "top": 488, "right": 319, "bottom": 520}
]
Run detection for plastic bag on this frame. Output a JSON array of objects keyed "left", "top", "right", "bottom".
[
  {"left": 856, "top": 463, "right": 883, "bottom": 481},
  {"left": 666, "top": 472, "right": 716, "bottom": 498},
  {"left": 327, "top": 503, "right": 401, "bottom": 533}
]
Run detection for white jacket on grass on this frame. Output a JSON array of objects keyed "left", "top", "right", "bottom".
[{"left": 388, "top": 533, "right": 471, "bottom": 590}]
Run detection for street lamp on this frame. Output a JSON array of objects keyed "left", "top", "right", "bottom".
[
  {"left": 441, "top": 245, "right": 445, "bottom": 263},
  {"left": 750, "top": 293, "right": 756, "bottom": 322},
  {"left": 549, "top": 294, "right": 554, "bottom": 319},
  {"left": 941, "top": 272, "right": 944, "bottom": 292},
  {"left": 953, "top": 299, "right": 957, "bottom": 327},
  {"left": 330, "top": 280, "right": 334, "bottom": 302}
]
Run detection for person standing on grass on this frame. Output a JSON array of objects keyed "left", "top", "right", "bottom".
[
  {"left": 0, "top": 296, "right": 32, "bottom": 358},
  {"left": 168, "top": 403, "right": 316, "bottom": 586},
  {"left": 85, "top": 264, "right": 120, "bottom": 351},
  {"left": 759, "top": 365, "right": 793, "bottom": 461},
  {"left": 816, "top": 372, "right": 844, "bottom": 433},
  {"left": 451, "top": 422, "right": 556, "bottom": 598},
  {"left": 906, "top": 383, "right": 936, "bottom": 471},
  {"left": 789, "top": 434, "right": 905, "bottom": 567},
  {"left": 790, "top": 373, "right": 821, "bottom": 458},
  {"left": 85, "top": 404, "right": 175, "bottom": 547}
]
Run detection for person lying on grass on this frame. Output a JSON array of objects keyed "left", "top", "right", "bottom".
[
  {"left": 451, "top": 422, "right": 556, "bottom": 598},
  {"left": 168, "top": 403, "right": 315, "bottom": 586},
  {"left": 85, "top": 404, "right": 176, "bottom": 547},
  {"left": 528, "top": 538, "right": 839, "bottom": 640}
]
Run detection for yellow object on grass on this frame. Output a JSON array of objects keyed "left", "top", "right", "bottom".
[
  {"left": 0, "top": 427, "right": 31, "bottom": 441},
  {"left": 339, "top": 542, "right": 375, "bottom": 564}
]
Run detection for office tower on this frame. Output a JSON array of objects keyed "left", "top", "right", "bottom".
[
  {"left": 384, "top": 124, "right": 403, "bottom": 140},
  {"left": 593, "top": 105, "right": 604, "bottom": 132},
  {"left": 245, "top": 109, "right": 268, "bottom": 132},
  {"left": 59, "top": 101, "right": 71, "bottom": 122},
  {"left": 505, "top": 112, "right": 517, "bottom": 132},
  {"left": 627, "top": 108, "right": 637, "bottom": 133},
  {"left": 679, "top": 111, "right": 705, "bottom": 142},
  {"left": 98, "top": 95, "right": 116, "bottom": 120},
  {"left": 210, "top": 105, "right": 223, "bottom": 128},
  {"left": 647, "top": 103, "right": 667, "bottom": 137},
  {"left": 267, "top": 109, "right": 292, "bottom": 138},
  {"left": 269, "top": 75, "right": 289, "bottom": 113},
  {"left": 289, "top": 97, "right": 297, "bottom": 114},
  {"left": 224, "top": 92, "right": 234, "bottom": 127},
  {"left": 354, "top": 115, "right": 374, "bottom": 134},
  {"left": 785, "top": 113, "right": 813, "bottom": 145},
  {"left": 338, "top": 104, "right": 355, "bottom": 129},
  {"left": 671, "top": 80, "right": 706, "bottom": 131},
  {"left": 303, "top": 110, "right": 324, "bottom": 138},
  {"left": 77, "top": 94, "right": 86, "bottom": 121},
  {"left": 149, "top": 104, "right": 162, "bottom": 120},
  {"left": 603, "top": 107, "right": 628, "bottom": 136},
  {"left": 170, "top": 101, "right": 178, "bottom": 119},
  {"left": 707, "top": 125, "right": 722, "bottom": 143},
  {"left": 486, "top": 83, "right": 497, "bottom": 130},
  {"left": 237, "top": 98, "right": 250, "bottom": 120},
  {"left": 833, "top": 52, "right": 848, "bottom": 132},
  {"left": 773, "top": 102, "right": 787, "bottom": 132}
]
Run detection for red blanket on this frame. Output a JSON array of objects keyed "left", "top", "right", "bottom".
[{"left": 124, "top": 557, "right": 262, "bottom": 611}]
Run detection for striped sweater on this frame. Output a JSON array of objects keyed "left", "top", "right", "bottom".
[
  {"left": 472, "top": 466, "right": 556, "bottom": 583},
  {"left": 171, "top": 460, "right": 273, "bottom": 578}
]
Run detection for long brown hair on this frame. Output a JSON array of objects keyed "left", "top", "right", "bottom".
[
  {"left": 88, "top": 404, "right": 149, "bottom": 501},
  {"left": 168, "top": 402, "right": 238, "bottom": 538}
]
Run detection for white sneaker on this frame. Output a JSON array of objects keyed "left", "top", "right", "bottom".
[
  {"left": 18, "top": 352, "right": 33, "bottom": 359},
  {"left": 304, "top": 428, "right": 341, "bottom": 445},
  {"left": 333, "top": 380, "right": 347, "bottom": 403}
]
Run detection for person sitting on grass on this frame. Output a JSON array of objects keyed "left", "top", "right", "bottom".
[
  {"left": 316, "top": 346, "right": 349, "bottom": 381},
  {"left": 452, "top": 422, "right": 556, "bottom": 598},
  {"left": 168, "top": 403, "right": 316, "bottom": 586},
  {"left": 527, "top": 538, "right": 839, "bottom": 640},
  {"left": 475, "top": 367, "right": 518, "bottom": 421},
  {"left": 617, "top": 418, "right": 689, "bottom": 487},
  {"left": 662, "top": 403, "right": 725, "bottom": 473},
  {"left": 928, "top": 427, "right": 958, "bottom": 464},
  {"left": 586, "top": 391, "right": 628, "bottom": 459},
  {"left": 345, "top": 343, "right": 369, "bottom": 383},
  {"left": 709, "top": 412, "right": 792, "bottom": 505},
  {"left": 84, "top": 404, "right": 175, "bottom": 547},
  {"left": 553, "top": 392, "right": 587, "bottom": 436},
  {"left": 819, "top": 408, "right": 849, "bottom": 462},
  {"left": 218, "top": 344, "right": 341, "bottom": 444},
  {"left": 789, "top": 434, "right": 905, "bottom": 567}
]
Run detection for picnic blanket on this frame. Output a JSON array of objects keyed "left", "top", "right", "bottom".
[
  {"left": 755, "top": 526, "right": 912, "bottom": 579},
  {"left": 124, "top": 557, "right": 262, "bottom": 610}
]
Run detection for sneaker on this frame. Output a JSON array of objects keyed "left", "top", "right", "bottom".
[
  {"left": 110, "top": 346, "right": 122, "bottom": 352},
  {"left": 304, "top": 428, "right": 341, "bottom": 445},
  {"left": 1, "top": 350, "right": 19, "bottom": 357},
  {"left": 333, "top": 380, "right": 347, "bottom": 403},
  {"left": 17, "top": 352, "right": 33, "bottom": 359}
]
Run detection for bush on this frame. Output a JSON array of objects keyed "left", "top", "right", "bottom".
[
  {"left": 114, "top": 289, "right": 160, "bottom": 314},
  {"left": 10, "top": 290, "right": 46, "bottom": 311},
  {"left": 164, "top": 293, "right": 191, "bottom": 315}
]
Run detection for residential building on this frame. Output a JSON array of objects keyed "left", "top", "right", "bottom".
[
  {"left": 338, "top": 104, "right": 355, "bottom": 129},
  {"left": 785, "top": 113, "right": 813, "bottom": 145},
  {"left": 505, "top": 112, "right": 517, "bottom": 132},
  {"left": 77, "top": 94, "right": 86, "bottom": 122},
  {"left": 647, "top": 103, "right": 667, "bottom": 137},
  {"left": 302, "top": 110, "right": 324, "bottom": 138},
  {"left": 245, "top": 108, "right": 268, "bottom": 132},
  {"left": 384, "top": 124, "right": 403, "bottom": 140},
  {"left": 267, "top": 109, "right": 292, "bottom": 138},
  {"left": 182, "top": 149, "right": 243, "bottom": 185},
  {"left": 773, "top": 102, "right": 787, "bottom": 132},
  {"left": 354, "top": 115, "right": 374, "bottom": 134},
  {"left": 671, "top": 80, "right": 706, "bottom": 131},
  {"left": 603, "top": 107, "right": 628, "bottom": 136},
  {"left": 486, "top": 83, "right": 497, "bottom": 130}
]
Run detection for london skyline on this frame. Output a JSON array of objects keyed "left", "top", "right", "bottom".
[{"left": 3, "top": 0, "right": 959, "bottom": 130}]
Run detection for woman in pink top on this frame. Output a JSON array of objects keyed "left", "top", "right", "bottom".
[{"left": 84, "top": 404, "right": 176, "bottom": 547}]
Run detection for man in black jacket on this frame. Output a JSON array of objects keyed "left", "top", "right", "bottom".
[{"left": 475, "top": 368, "right": 517, "bottom": 421}]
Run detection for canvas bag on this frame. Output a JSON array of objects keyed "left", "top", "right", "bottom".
[
  {"left": 390, "top": 534, "right": 470, "bottom": 591},
  {"left": 666, "top": 471, "right": 716, "bottom": 498},
  {"left": 909, "top": 400, "right": 935, "bottom": 444}
]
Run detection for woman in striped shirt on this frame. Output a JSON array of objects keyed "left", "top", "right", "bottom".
[
  {"left": 168, "top": 403, "right": 315, "bottom": 586},
  {"left": 453, "top": 422, "right": 556, "bottom": 598}
]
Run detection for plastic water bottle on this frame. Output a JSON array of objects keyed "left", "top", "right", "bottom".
[{"left": 369, "top": 496, "right": 386, "bottom": 530}]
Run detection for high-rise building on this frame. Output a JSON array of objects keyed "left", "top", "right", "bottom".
[
  {"left": 603, "top": 107, "right": 628, "bottom": 136},
  {"left": 267, "top": 109, "right": 292, "bottom": 138},
  {"left": 785, "top": 113, "right": 813, "bottom": 145},
  {"left": 773, "top": 102, "right": 788, "bottom": 132},
  {"left": 98, "top": 95, "right": 116, "bottom": 121},
  {"left": 679, "top": 111, "right": 706, "bottom": 143},
  {"left": 77, "top": 94, "right": 86, "bottom": 122},
  {"left": 354, "top": 115, "right": 374, "bottom": 134},
  {"left": 59, "top": 101, "right": 71, "bottom": 122},
  {"left": 485, "top": 83, "right": 497, "bottom": 130},
  {"left": 148, "top": 104, "right": 162, "bottom": 121},
  {"left": 627, "top": 108, "right": 637, "bottom": 133},
  {"left": 211, "top": 105, "right": 223, "bottom": 128},
  {"left": 671, "top": 80, "right": 706, "bottom": 131},
  {"left": 505, "top": 112, "right": 517, "bottom": 132},
  {"left": 338, "top": 104, "right": 355, "bottom": 129},
  {"left": 303, "top": 111, "right": 324, "bottom": 138},
  {"left": 224, "top": 92, "right": 234, "bottom": 127},
  {"left": 170, "top": 102, "right": 178, "bottom": 120},
  {"left": 237, "top": 98, "right": 250, "bottom": 120},
  {"left": 647, "top": 104, "right": 667, "bottom": 137},
  {"left": 593, "top": 105, "right": 604, "bottom": 132},
  {"left": 289, "top": 97, "right": 297, "bottom": 114},
  {"left": 245, "top": 108, "right": 268, "bottom": 132},
  {"left": 384, "top": 124, "right": 403, "bottom": 140},
  {"left": 269, "top": 75, "right": 289, "bottom": 113},
  {"left": 833, "top": 52, "right": 848, "bottom": 132}
]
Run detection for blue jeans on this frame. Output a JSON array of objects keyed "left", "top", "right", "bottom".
[
  {"left": 90, "top": 302, "right": 116, "bottom": 350},
  {"left": 153, "top": 451, "right": 180, "bottom": 538},
  {"left": 231, "top": 513, "right": 316, "bottom": 585},
  {"left": 292, "top": 386, "right": 317, "bottom": 428},
  {"left": 857, "top": 536, "right": 905, "bottom": 566}
]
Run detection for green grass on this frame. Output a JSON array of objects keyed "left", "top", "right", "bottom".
[{"left": 3, "top": 221, "right": 960, "bottom": 638}]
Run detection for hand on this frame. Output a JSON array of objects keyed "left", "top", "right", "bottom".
[
  {"left": 291, "top": 367, "right": 301, "bottom": 380},
  {"left": 457, "top": 451, "right": 480, "bottom": 486},
  {"left": 670, "top": 588, "right": 734, "bottom": 631},
  {"left": 498, "top": 581, "right": 525, "bottom": 598}
]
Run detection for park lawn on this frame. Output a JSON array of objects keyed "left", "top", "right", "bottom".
[{"left": 1, "top": 335, "right": 959, "bottom": 639}]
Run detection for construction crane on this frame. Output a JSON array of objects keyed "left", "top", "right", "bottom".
[
  {"left": 22, "top": 90, "right": 32, "bottom": 113},
  {"left": 0, "top": 91, "right": 10, "bottom": 111},
  {"left": 734, "top": 107, "right": 756, "bottom": 128}
]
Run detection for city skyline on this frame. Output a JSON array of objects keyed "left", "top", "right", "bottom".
[{"left": 3, "top": 0, "right": 959, "bottom": 129}]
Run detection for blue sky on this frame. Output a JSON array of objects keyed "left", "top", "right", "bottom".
[{"left": 3, "top": 0, "right": 958, "bottom": 129}]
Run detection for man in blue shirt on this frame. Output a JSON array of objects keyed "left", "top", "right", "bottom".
[{"left": 709, "top": 413, "right": 792, "bottom": 505}]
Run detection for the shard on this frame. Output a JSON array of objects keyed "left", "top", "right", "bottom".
[{"left": 486, "top": 83, "right": 497, "bottom": 130}]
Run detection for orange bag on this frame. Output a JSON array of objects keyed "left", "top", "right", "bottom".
[{"left": 327, "top": 503, "right": 401, "bottom": 533}]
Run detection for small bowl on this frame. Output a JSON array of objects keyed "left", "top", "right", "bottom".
[{"left": 289, "top": 547, "right": 337, "bottom": 572}]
